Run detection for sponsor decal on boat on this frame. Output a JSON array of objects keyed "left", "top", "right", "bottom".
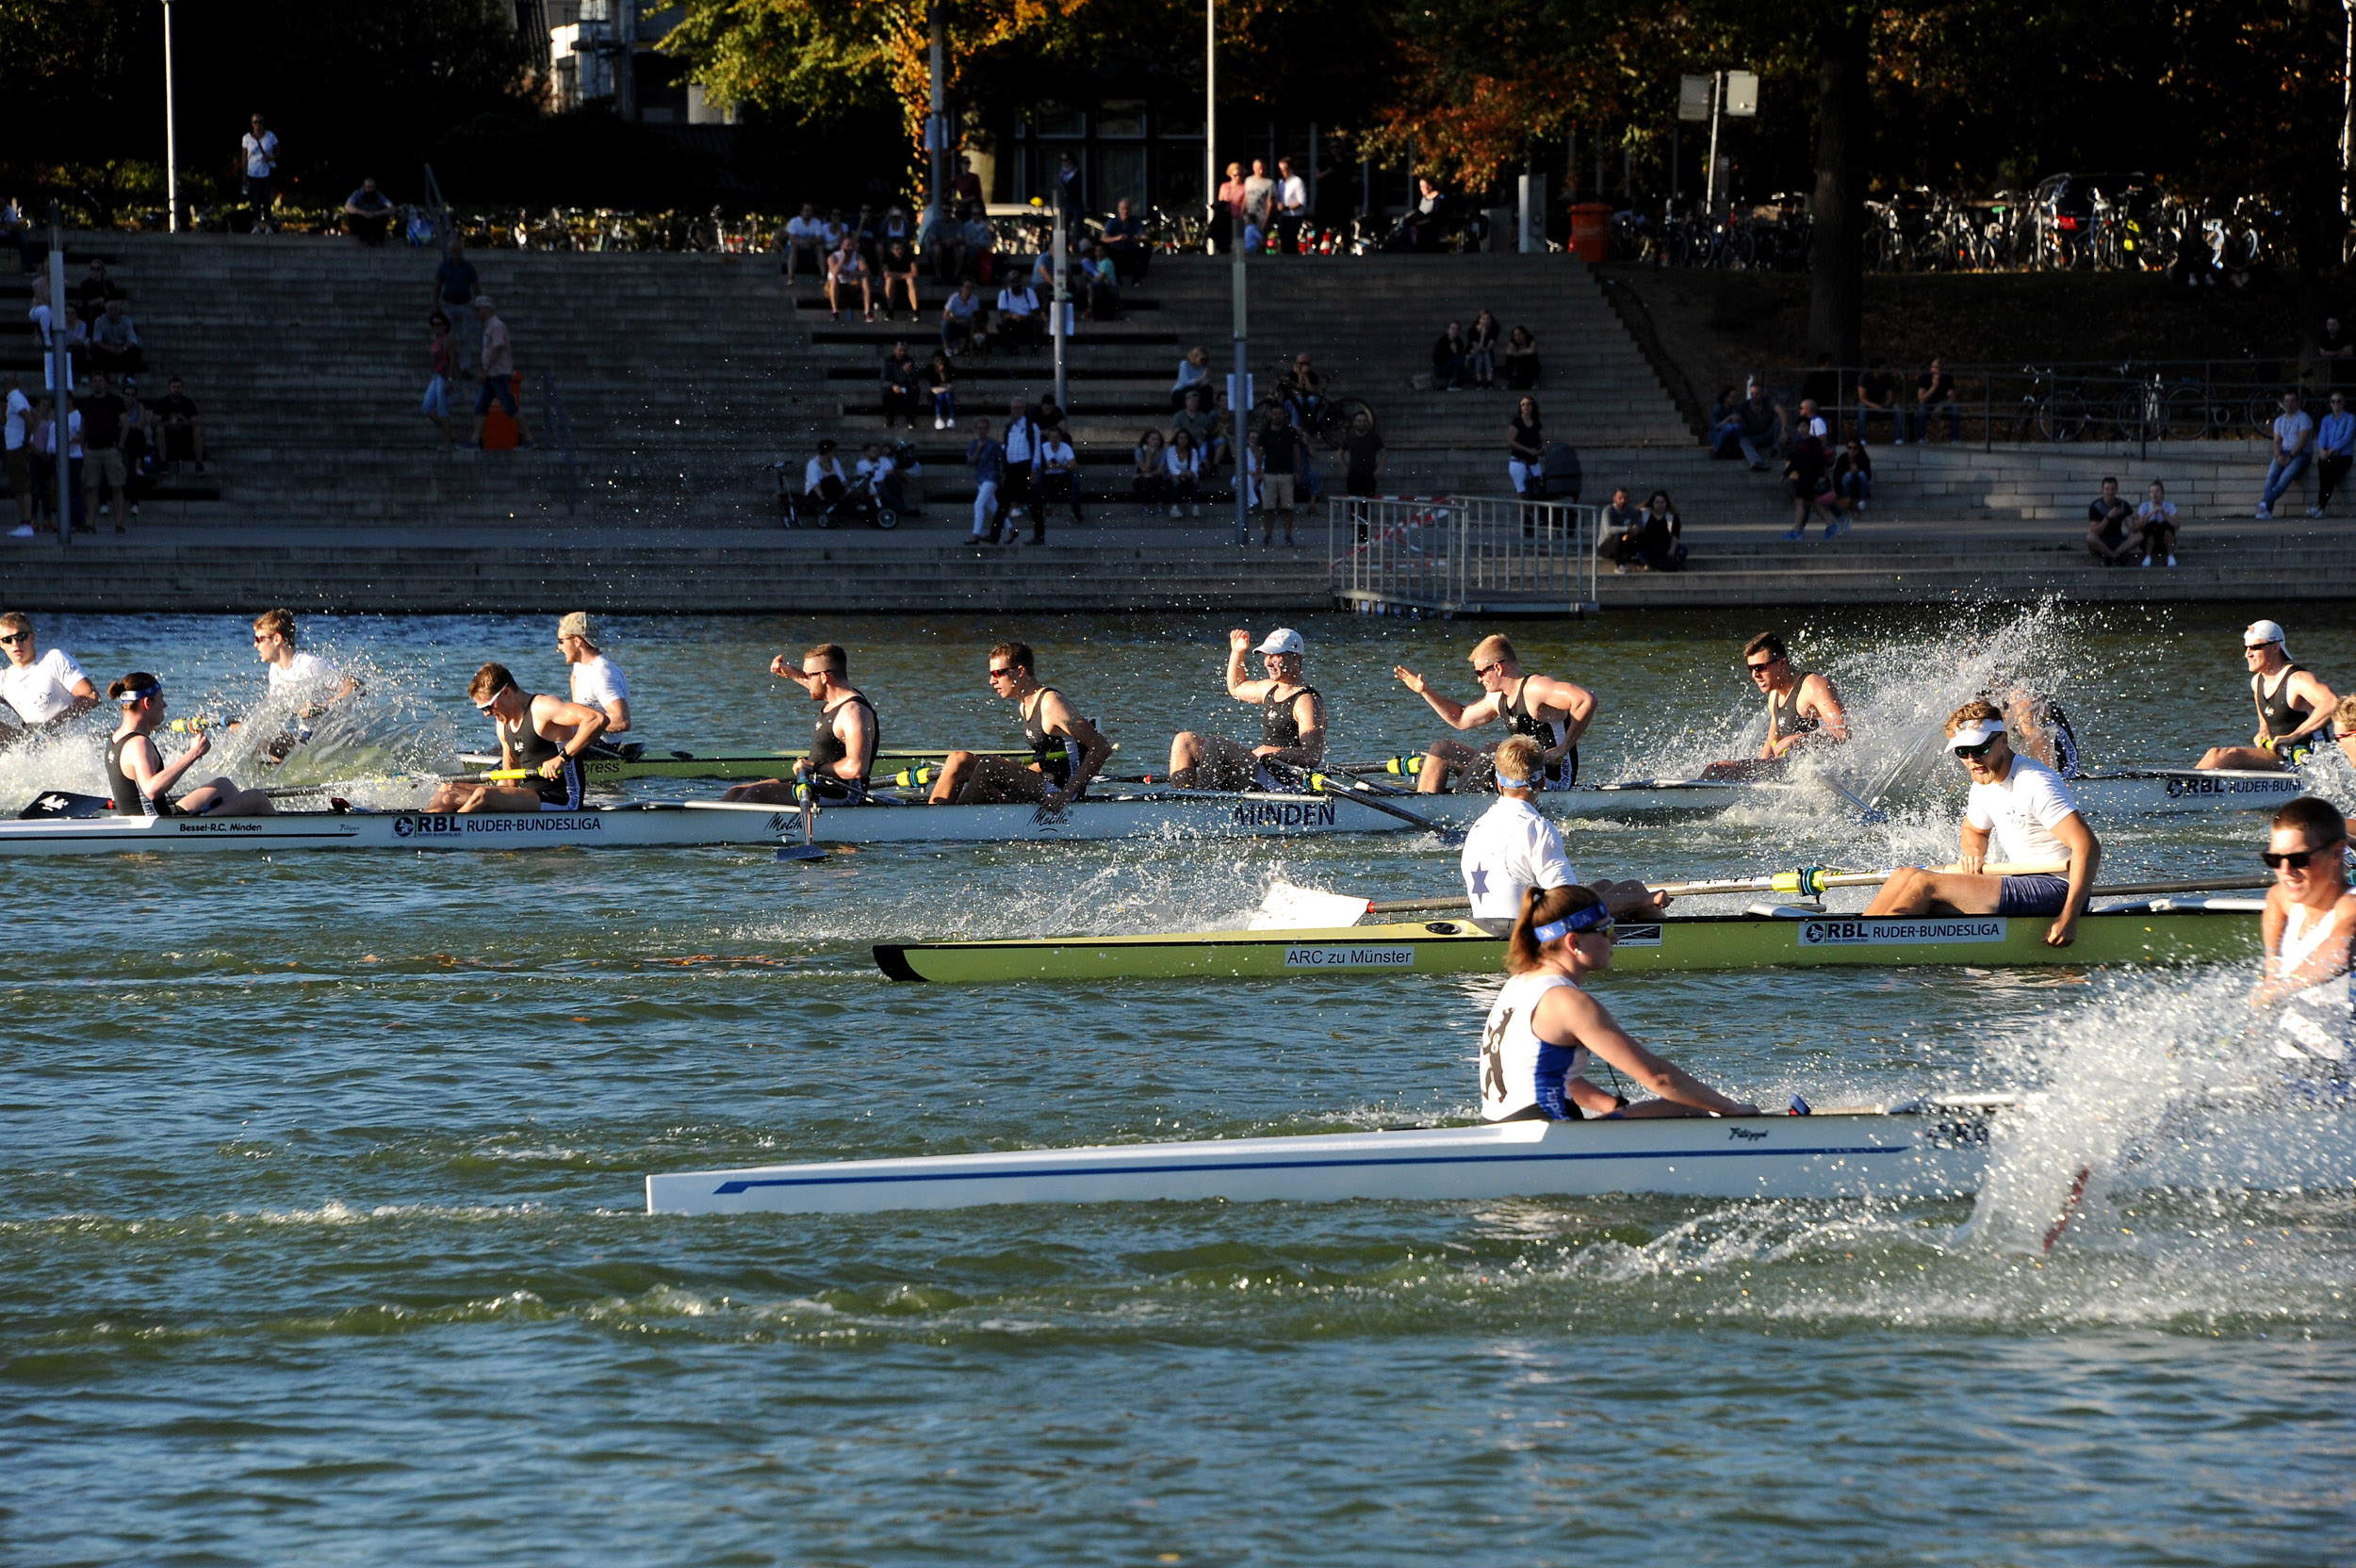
[
  {"left": 1800, "top": 917, "right": 2004, "bottom": 946},
  {"left": 1232, "top": 800, "right": 1340, "bottom": 830},
  {"left": 171, "top": 819, "right": 267, "bottom": 833},
  {"left": 1282, "top": 945, "right": 1417, "bottom": 969},
  {"left": 391, "top": 813, "right": 609, "bottom": 839},
  {"left": 2164, "top": 774, "right": 2302, "bottom": 798}
]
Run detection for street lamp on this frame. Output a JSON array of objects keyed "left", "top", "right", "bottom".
[{"left": 163, "top": 0, "right": 179, "bottom": 232}]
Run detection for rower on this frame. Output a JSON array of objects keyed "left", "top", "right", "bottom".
[
  {"left": 2196, "top": 619, "right": 2337, "bottom": 771},
  {"left": 1481, "top": 883, "right": 1759, "bottom": 1122},
  {"left": 1392, "top": 633, "right": 1594, "bottom": 794},
  {"left": 720, "top": 643, "right": 879, "bottom": 806},
  {"left": 2250, "top": 795, "right": 2356, "bottom": 1069},
  {"left": 1995, "top": 683, "right": 2082, "bottom": 778},
  {"left": 1745, "top": 629, "right": 1846, "bottom": 762},
  {"left": 0, "top": 612, "right": 100, "bottom": 739},
  {"left": 926, "top": 641, "right": 1111, "bottom": 807},
  {"left": 1460, "top": 736, "right": 1665, "bottom": 935},
  {"left": 104, "top": 672, "right": 275, "bottom": 818},
  {"left": 249, "top": 608, "right": 357, "bottom": 758},
  {"left": 1168, "top": 627, "right": 1324, "bottom": 790},
  {"left": 556, "top": 612, "right": 632, "bottom": 743},
  {"left": 1862, "top": 699, "right": 2101, "bottom": 947},
  {"left": 426, "top": 662, "right": 607, "bottom": 813}
]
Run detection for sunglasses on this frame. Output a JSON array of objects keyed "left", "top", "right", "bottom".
[
  {"left": 2263, "top": 840, "right": 2344, "bottom": 870},
  {"left": 1745, "top": 659, "right": 1780, "bottom": 674},
  {"left": 1473, "top": 661, "right": 1506, "bottom": 677},
  {"left": 0, "top": 633, "right": 27, "bottom": 645},
  {"left": 1952, "top": 740, "right": 2000, "bottom": 760},
  {"left": 987, "top": 665, "right": 1017, "bottom": 680}
]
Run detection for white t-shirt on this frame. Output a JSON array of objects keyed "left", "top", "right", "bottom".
[
  {"left": 242, "top": 130, "right": 279, "bottom": 178},
  {"left": 785, "top": 215, "right": 825, "bottom": 246},
  {"left": 2136, "top": 499, "right": 2177, "bottom": 524},
  {"left": 1964, "top": 755, "right": 2082, "bottom": 867},
  {"left": 1, "top": 647, "right": 89, "bottom": 724},
  {"left": 4, "top": 387, "right": 28, "bottom": 451},
  {"left": 1480, "top": 971, "right": 1591, "bottom": 1121},
  {"left": 570, "top": 653, "right": 629, "bottom": 711},
  {"left": 804, "top": 456, "right": 845, "bottom": 492},
  {"left": 267, "top": 649, "right": 341, "bottom": 698},
  {"left": 1279, "top": 174, "right": 1308, "bottom": 214},
  {"left": 2275, "top": 410, "right": 2315, "bottom": 454},
  {"left": 997, "top": 286, "right": 1038, "bottom": 318},
  {"left": 1460, "top": 795, "right": 1577, "bottom": 923},
  {"left": 1039, "top": 437, "right": 1075, "bottom": 472}
]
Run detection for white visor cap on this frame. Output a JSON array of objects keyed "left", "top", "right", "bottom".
[
  {"left": 1255, "top": 628, "right": 1305, "bottom": 657},
  {"left": 1947, "top": 718, "right": 2005, "bottom": 751}
]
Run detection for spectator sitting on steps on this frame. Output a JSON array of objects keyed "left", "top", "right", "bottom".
[
  {"left": 1133, "top": 429, "right": 1170, "bottom": 516},
  {"left": 73, "top": 258, "right": 125, "bottom": 321},
  {"left": 858, "top": 440, "right": 909, "bottom": 514},
  {"left": 466, "top": 298, "right": 534, "bottom": 449},
  {"left": 341, "top": 177, "right": 394, "bottom": 243},
  {"left": 1908, "top": 357, "right": 1960, "bottom": 444},
  {"left": 1503, "top": 324, "right": 1541, "bottom": 389},
  {"left": 996, "top": 275, "right": 1041, "bottom": 351},
  {"left": 1795, "top": 396, "right": 1828, "bottom": 442},
  {"left": 1171, "top": 346, "right": 1212, "bottom": 411},
  {"left": 941, "top": 279, "right": 985, "bottom": 358},
  {"left": 1832, "top": 438, "right": 1872, "bottom": 513},
  {"left": 826, "top": 236, "right": 874, "bottom": 322},
  {"left": 1600, "top": 487, "right": 1642, "bottom": 558},
  {"left": 1432, "top": 320, "right": 1468, "bottom": 391},
  {"left": 803, "top": 439, "right": 847, "bottom": 518},
  {"left": 2258, "top": 388, "right": 2314, "bottom": 520},
  {"left": 927, "top": 350, "right": 956, "bottom": 430},
  {"left": 89, "top": 299, "right": 142, "bottom": 377},
  {"left": 2314, "top": 389, "right": 2354, "bottom": 517},
  {"left": 2136, "top": 481, "right": 2179, "bottom": 567},
  {"left": 1735, "top": 383, "right": 1784, "bottom": 470},
  {"left": 783, "top": 204, "right": 826, "bottom": 282},
  {"left": 881, "top": 238, "right": 922, "bottom": 323},
  {"left": 155, "top": 376, "right": 205, "bottom": 470},
  {"left": 1708, "top": 385, "right": 1743, "bottom": 458},
  {"left": 1613, "top": 490, "right": 1687, "bottom": 572},
  {"left": 1103, "top": 199, "right": 1149, "bottom": 284},
  {"left": 1856, "top": 360, "right": 1899, "bottom": 442},
  {"left": 1173, "top": 388, "right": 1219, "bottom": 469},
  {"left": 879, "top": 341, "right": 922, "bottom": 431},
  {"left": 2086, "top": 476, "right": 2138, "bottom": 565}
]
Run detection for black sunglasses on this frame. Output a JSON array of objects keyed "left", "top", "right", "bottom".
[
  {"left": 1952, "top": 740, "right": 2000, "bottom": 760},
  {"left": 1745, "top": 659, "right": 1779, "bottom": 673},
  {"left": 2263, "top": 839, "right": 2344, "bottom": 870},
  {"left": 0, "top": 632, "right": 27, "bottom": 645}
]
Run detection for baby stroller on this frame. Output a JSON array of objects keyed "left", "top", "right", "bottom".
[{"left": 768, "top": 456, "right": 902, "bottom": 531}]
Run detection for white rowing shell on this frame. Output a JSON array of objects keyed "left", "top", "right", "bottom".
[{"left": 0, "top": 800, "right": 807, "bottom": 855}]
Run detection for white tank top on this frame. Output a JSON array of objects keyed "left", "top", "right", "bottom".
[
  {"left": 1480, "top": 971, "right": 1594, "bottom": 1121},
  {"left": 2277, "top": 901, "right": 2352, "bottom": 1063}
]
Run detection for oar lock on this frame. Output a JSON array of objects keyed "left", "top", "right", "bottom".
[
  {"left": 891, "top": 764, "right": 936, "bottom": 789},
  {"left": 1768, "top": 867, "right": 1834, "bottom": 898}
]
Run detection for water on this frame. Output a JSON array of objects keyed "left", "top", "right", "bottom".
[{"left": 8, "top": 605, "right": 2356, "bottom": 1563}]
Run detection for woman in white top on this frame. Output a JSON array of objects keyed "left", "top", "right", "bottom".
[
  {"left": 1131, "top": 429, "right": 1170, "bottom": 515},
  {"left": 1166, "top": 429, "right": 1203, "bottom": 516},
  {"left": 1480, "top": 885, "right": 1761, "bottom": 1122},
  {"left": 2251, "top": 794, "right": 2356, "bottom": 1065},
  {"left": 826, "top": 236, "right": 874, "bottom": 321}
]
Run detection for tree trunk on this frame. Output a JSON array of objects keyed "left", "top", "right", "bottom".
[{"left": 1806, "top": 6, "right": 1871, "bottom": 366}]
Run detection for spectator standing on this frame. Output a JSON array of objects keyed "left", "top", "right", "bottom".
[
  {"left": 941, "top": 278, "right": 985, "bottom": 357},
  {"left": 1168, "top": 429, "right": 1204, "bottom": 516},
  {"left": 926, "top": 350, "right": 957, "bottom": 430},
  {"left": 241, "top": 113, "right": 280, "bottom": 234},
  {"left": 1781, "top": 432, "right": 1839, "bottom": 541},
  {"left": 0, "top": 200, "right": 26, "bottom": 274},
  {"left": 1002, "top": 397, "right": 1043, "bottom": 533},
  {"left": 1171, "top": 346, "right": 1212, "bottom": 410},
  {"left": 1133, "top": 429, "right": 1170, "bottom": 515},
  {"left": 1035, "top": 423, "right": 1081, "bottom": 540},
  {"left": 1464, "top": 311, "right": 1500, "bottom": 390},
  {"left": 783, "top": 204, "right": 826, "bottom": 281},
  {"left": 1832, "top": 438, "right": 1873, "bottom": 513},
  {"left": 1502, "top": 326, "right": 1541, "bottom": 390},
  {"left": 881, "top": 238, "right": 922, "bottom": 322},
  {"left": 1275, "top": 157, "right": 1309, "bottom": 253},
  {"left": 341, "top": 178, "right": 394, "bottom": 243},
  {"left": 433, "top": 237, "right": 482, "bottom": 373},
  {"left": 420, "top": 312, "right": 456, "bottom": 445},
  {"left": 4, "top": 373, "right": 30, "bottom": 537},
  {"left": 1432, "top": 320, "right": 1468, "bottom": 391},
  {"left": 1909, "top": 358, "right": 1960, "bottom": 444},
  {"left": 966, "top": 417, "right": 1005, "bottom": 543},
  {"left": 1735, "top": 384, "right": 1784, "bottom": 470},
  {"left": 950, "top": 156, "right": 985, "bottom": 206},
  {"left": 2312, "top": 390, "right": 2353, "bottom": 517},
  {"left": 467, "top": 298, "right": 535, "bottom": 449},
  {"left": 1055, "top": 154, "right": 1084, "bottom": 224},
  {"left": 1254, "top": 406, "right": 1304, "bottom": 546},
  {"left": 80, "top": 371, "right": 129, "bottom": 534},
  {"left": 879, "top": 341, "right": 922, "bottom": 431},
  {"left": 1217, "top": 163, "right": 1249, "bottom": 220},
  {"left": 826, "top": 236, "right": 875, "bottom": 322},
  {"left": 2086, "top": 476, "right": 2138, "bottom": 565},
  {"left": 1340, "top": 410, "right": 1385, "bottom": 503},
  {"left": 2258, "top": 388, "right": 2314, "bottom": 520},
  {"left": 963, "top": 204, "right": 998, "bottom": 286},
  {"left": 155, "top": 376, "right": 205, "bottom": 470},
  {"left": 120, "top": 378, "right": 153, "bottom": 507},
  {"left": 89, "top": 300, "right": 142, "bottom": 377},
  {"left": 1243, "top": 159, "right": 1277, "bottom": 237},
  {"left": 1505, "top": 397, "right": 1545, "bottom": 497},
  {"left": 2136, "top": 481, "right": 2179, "bottom": 567},
  {"left": 1103, "top": 199, "right": 1149, "bottom": 284},
  {"left": 1855, "top": 361, "right": 1899, "bottom": 442}
]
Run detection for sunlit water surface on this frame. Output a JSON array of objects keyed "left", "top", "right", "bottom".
[{"left": 7, "top": 605, "right": 2356, "bottom": 1564}]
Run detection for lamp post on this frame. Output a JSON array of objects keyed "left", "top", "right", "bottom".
[
  {"left": 1203, "top": 0, "right": 1217, "bottom": 242},
  {"left": 1051, "top": 187, "right": 1069, "bottom": 415},
  {"left": 163, "top": 0, "right": 179, "bottom": 233},
  {"left": 47, "top": 204, "right": 71, "bottom": 551},
  {"left": 925, "top": 2, "right": 947, "bottom": 228},
  {"left": 1231, "top": 213, "right": 1247, "bottom": 546}
]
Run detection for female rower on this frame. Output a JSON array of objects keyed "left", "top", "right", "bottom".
[
  {"left": 2250, "top": 794, "right": 2356, "bottom": 1067},
  {"left": 105, "top": 672, "right": 275, "bottom": 818},
  {"left": 1481, "top": 885, "right": 1759, "bottom": 1122}
]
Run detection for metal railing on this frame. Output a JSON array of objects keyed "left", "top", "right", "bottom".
[{"left": 1329, "top": 494, "right": 1597, "bottom": 614}]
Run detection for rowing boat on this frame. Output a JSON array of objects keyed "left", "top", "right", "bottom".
[
  {"left": 0, "top": 800, "right": 807, "bottom": 856},
  {"left": 1526, "top": 768, "right": 2302, "bottom": 819},
  {"left": 789, "top": 788, "right": 1465, "bottom": 843},
  {"left": 455, "top": 748, "right": 1030, "bottom": 783},
  {"left": 874, "top": 899, "right": 2264, "bottom": 983},
  {"left": 645, "top": 1094, "right": 2356, "bottom": 1216}
]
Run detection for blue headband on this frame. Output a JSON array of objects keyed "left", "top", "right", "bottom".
[
  {"left": 1532, "top": 903, "right": 1613, "bottom": 944},
  {"left": 117, "top": 682, "right": 160, "bottom": 704},
  {"left": 1496, "top": 771, "right": 1530, "bottom": 789}
]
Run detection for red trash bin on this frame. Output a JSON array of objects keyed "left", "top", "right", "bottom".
[{"left": 1567, "top": 202, "right": 1613, "bottom": 263}]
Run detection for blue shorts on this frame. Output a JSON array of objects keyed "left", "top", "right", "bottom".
[
  {"left": 1995, "top": 873, "right": 2070, "bottom": 917},
  {"left": 473, "top": 374, "right": 518, "bottom": 417}
]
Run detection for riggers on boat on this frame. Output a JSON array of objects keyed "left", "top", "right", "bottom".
[{"left": 874, "top": 899, "right": 2266, "bottom": 984}]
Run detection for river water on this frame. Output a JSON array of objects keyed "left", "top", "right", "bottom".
[{"left": 7, "top": 604, "right": 2355, "bottom": 1564}]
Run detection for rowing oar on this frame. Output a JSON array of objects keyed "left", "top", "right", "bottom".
[
  {"left": 1360, "top": 867, "right": 2266, "bottom": 916},
  {"left": 1304, "top": 772, "right": 1459, "bottom": 841},
  {"left": 777, "top": 779, "right": 826, "bottom": 863},
  {"left": 1808, "top": 772, "right": 1890, "bottom": 825}
]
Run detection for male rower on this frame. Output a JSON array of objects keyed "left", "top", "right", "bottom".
[
  {"left": 1995, "top": 683, "right": 2082, "bottom": 778},
  {"left": 556, "top": 612, "right": 632, "bottom": 743},
  {"left": 1168, "top": 627, "right": 1324, "bottom": 790},
  {"left": 720, "top": 643, "right": 879, "bottom": 805},
  {"left": 927, "top": 641, "right": 1111, "bottom": 807},
  {"left": 0, "top": 611, "right": 100, "bottom": 740},
  {"left": 105, "top": 671, "right": 275, "bottom": 817},
  {"left": 1392, "top": 633, "right": 1594, "bottom": 793},
  {"left": 2196, "top": 619, "right": 2337, "bottom": 771},
  {"left": 1481, "top": 882, "right": 1759, "bottom": 1121},
  {"left": 426, "top": 662, "right": 607, "bottom": 813},
  {"left": 1863, "top": 699, "right": 2101, "bottom": 947},
  {"left": 1460, "top": 736, "right": 1666, "bottom": 935},
  {"left": 1701, "top": 631, "right": 1847, "bottom": 781},
  {"left": 249, "top": 609, "right": 357, "bottom": 758},
  {"left": 2250, "top": 794, "right": 2356, "bottom": 1067}
]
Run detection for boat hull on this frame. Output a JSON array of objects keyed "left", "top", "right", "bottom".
[
  {"left": 799, "top": 790, "right": 1464, "bottom": 843},
  {"left": 875, "top": 906, "right": 2263, "bottom": 984},
  {"left": 0, "top": 800, "right": 804, "bottom": 856},
  {"left": 646, "top": 1112, "right": 1988, "bottom": 1216}
]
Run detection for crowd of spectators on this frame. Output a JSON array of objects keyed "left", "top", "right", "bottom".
[
  {"left": 11, "top": 256, "right": 208, "bottom": 537},
  {"left": 1430, "top": 313, "right": 1541, "bottom": 391}
]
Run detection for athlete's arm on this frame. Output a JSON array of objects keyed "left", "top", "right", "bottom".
[
  {"left": 2283, "top": 671, "right": 2341, "bottom": 743},
  {"left": 601, "top": 694, "right": 630, "bottom": 733},
  {"left": 1224, "top": 629, "right": 1272, "bottom": 703},
  {"left": 1536, "top": 987, "right": 1759, "bottom": 1118},
  {"left": 1804, "top": 674, "right": 1849, "bottom": 742},
  {"left": 537, "top": 695, "right": 609, "bottom": 778},
  {"left": 1955, "top": 820, "right": 1993, "bottom": 876},
  {"left": 2253, "top": 885, "right": 2292, "bottom": 1005},
  {"left": 1041, "top": 694, "right": 1112, "bottom": 796},
  {"left": 2266, "top": 891, "right": 2356, "bottom": 1003},
  {"left": 2045, "top": 812, "right": 2100, "bottom": 947},
  {"left": 1393, "top": 665, "right": 1487, "bottom": 728},
  {"left": 1531, "top": 676, "right": 1597, "bottom": 747},
  {"left": 138, "top": 732, "right": 208, "bottom": 797}
]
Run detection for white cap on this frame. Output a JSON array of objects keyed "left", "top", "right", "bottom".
[
  {"left": 1255, "top": 628, "right": 1305, "bottom": 657},
  {"left": 2245, "top": 619, "right": 2290, "bottom": 655},
  {"left": 1946, "top": 718, "right": 2005, "bottom": 752}
]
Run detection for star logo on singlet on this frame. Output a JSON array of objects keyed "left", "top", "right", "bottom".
[{"left": 1469, "top": 867, "right": 1489, "bottom": 896}]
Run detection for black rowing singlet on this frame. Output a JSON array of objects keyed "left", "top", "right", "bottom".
[
  {"left": 1767, "top": 678, "right": 1820, "bottom": 745},
  {"left": 1502, "top": 677, "right": 1576, "bottom": 785},
  {"left": 105, "top": 732, "right": 174, "bottom": 817},
  {"left": 498, "top": 699, "right": 586, "bottom": 807},
  {"left": 2043, "top": 701, "right": 2082, "bottom": 778},
  {"left": 1261, "top": 684, "right": 1319, "bottom": 750},
  {"left": 2254, "top": 665, "right": 2319, "bottom": 743},
  {"left": 810, "top": 693, "right": 878, "bottom": 785},
  {"left": 1023, "top": 687, "right": 1081, "bottom": 787}
]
